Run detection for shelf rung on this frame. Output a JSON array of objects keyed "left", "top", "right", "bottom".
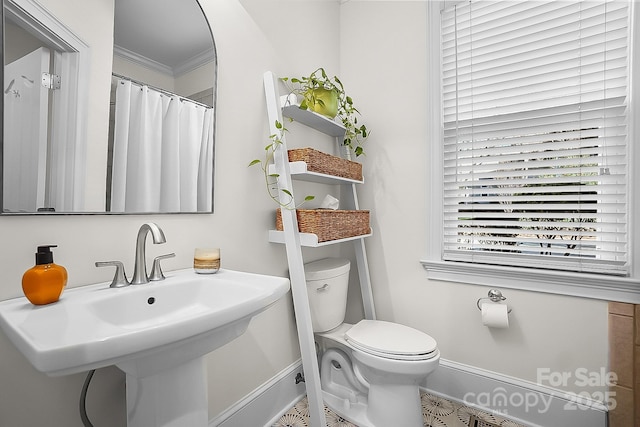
[
  {"left": 281, "top": 104, "right": 346, "bottom": 137},
  {"left": 268, "top": 162, "right": 364, "bottom": 185},
  {"left": 268, "top": 230, "right": 372, "bottom": 247}
]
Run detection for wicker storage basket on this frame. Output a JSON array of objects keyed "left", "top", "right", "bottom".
[
  {"left": 287, "top": 148, "right": 363, "bottom": 181},
  {"left": 276, "top": 209, "right": 371, "bottom": 242}
]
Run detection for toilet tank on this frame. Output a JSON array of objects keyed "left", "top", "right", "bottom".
[{"left": 304, "top": 258, "right": 350, "bottom": 333}]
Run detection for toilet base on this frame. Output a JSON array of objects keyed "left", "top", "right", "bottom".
[
  {"left": 322, "top": 385, "right": 423, "bottom": 427},
  {"left": 319, "top": 348, "right": 425, "bottom": 427},
  {"left": 367, "top": 383, "right": 423, "bottom": 426}
]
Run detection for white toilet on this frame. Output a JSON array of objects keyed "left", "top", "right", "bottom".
[{"left": 304, "top": 258, "right": 440, "bottom": 427}]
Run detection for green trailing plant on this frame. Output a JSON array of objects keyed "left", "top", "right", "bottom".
[
  {"left": 282, "top": 68, "right": 369, "bottom": 157},
  {"left": 249, "top": 120, "right": 314, "bottom": 209}
]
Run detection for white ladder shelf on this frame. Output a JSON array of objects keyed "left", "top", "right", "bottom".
[{"left": 263, "top": 71, "right": 376, "bottom": 427}]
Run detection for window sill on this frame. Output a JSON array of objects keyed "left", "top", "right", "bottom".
[{"left": 420, "top": 259, "right": 640, "bottom": 304}]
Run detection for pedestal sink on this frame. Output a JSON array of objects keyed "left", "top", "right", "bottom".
[{"left": 0, "top": 268, "right": 290, "bottom": 427}]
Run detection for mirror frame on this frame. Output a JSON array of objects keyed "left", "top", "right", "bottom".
[
  {"left": 0, "top": 0, "right": 218, "bottom": 215},
  {"left": 1, "top": 3, "right": 4, "bottom": 214}
]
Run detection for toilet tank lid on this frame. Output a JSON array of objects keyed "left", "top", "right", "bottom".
[{"left": 304, "top": 258, "right": 350, "bottom": 280}]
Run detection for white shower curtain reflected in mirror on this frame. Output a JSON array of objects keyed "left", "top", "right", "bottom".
[{"left": 110, "top": 79, "right": 214, "bottom": 213}]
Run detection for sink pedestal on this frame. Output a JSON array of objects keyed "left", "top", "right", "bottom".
[
  {"left": 115, "top": 316, "right": 254, "bottom": 426},
  {"left": 123, "top": 356, "right": 208, "bottom": 427}
]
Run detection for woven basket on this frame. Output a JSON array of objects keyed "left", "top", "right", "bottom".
[
  {"left": 287, "top": 148, "right": 363, "bottom": 181},
  {"left": 276, "top": 209, "right": 371, "bottom": 242}
]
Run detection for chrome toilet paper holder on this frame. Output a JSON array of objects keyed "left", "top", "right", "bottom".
[{"left": 477, "top": 289, "right": 512, "bottom": 313}]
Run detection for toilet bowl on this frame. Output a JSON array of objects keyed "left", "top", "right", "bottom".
[{"left": 304, "top": 258, "right": 440, "bottom": 427}]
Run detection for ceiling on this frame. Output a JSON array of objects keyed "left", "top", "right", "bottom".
[{"left": 113, "top": 0, "right": 215, "bottom": 76}]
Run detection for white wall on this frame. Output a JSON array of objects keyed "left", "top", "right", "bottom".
[
  {"left": 340, "top": 0, "right": 609, "bottom": 397},
  {"left": 0, "top": 0, "right": 340, "bottom": 425},
  {"left": 0, "top": 1, "right": 612, "bottom": 426}
]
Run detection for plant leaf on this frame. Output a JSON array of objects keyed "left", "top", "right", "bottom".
[{"left": 248, "top": 159, "right": 261, "bottom": 166}]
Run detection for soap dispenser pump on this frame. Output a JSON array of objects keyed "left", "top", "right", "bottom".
[{"left": 22, "top": 245, "right": 68, "bottom": 305}]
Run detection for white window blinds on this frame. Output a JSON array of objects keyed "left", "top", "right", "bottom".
[{"left": 441, "top": 0, "right": 629, "bottom": 275}]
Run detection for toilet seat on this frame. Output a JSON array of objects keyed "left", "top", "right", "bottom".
[{"left": 345, "top": 320, "right": 438, "bottom": 361}]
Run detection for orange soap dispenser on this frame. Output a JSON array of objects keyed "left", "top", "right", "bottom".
[{"left": 22, "top": 245, "right": 68, "bottom": 305}]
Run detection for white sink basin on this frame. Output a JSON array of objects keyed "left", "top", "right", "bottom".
[{"left": 0, "top": 268, "right": 290, "bottom": 377}]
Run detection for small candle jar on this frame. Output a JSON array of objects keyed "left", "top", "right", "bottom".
[{"left": 194, "top": 248, "right": 220, "bottom": 274}]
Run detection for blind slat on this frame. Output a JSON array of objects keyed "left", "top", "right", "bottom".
[{"left": 440, "top": 0, "right": 629, "bottom": 275}]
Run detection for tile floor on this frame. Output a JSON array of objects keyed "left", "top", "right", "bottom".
[{"left": 272, "top": 391, "right": 529, "bottom": 427}]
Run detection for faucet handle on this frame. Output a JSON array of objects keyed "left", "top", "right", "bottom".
[
  {"left": 95, "top": 261, "right": 129, "bottom": 288},
  {"left": 149, "top": 253, "right": 176, "bottom": 281}
]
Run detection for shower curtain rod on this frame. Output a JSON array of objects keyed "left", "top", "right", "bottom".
[{"left": 112, "top": 73, "right": 212, "bottom": 109}]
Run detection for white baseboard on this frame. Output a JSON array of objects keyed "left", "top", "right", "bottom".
[
  {"left": 211, "top": 357, "right": 609, "bottom": 427},
  {"left": 424, "top": 359, "right": 608, "bottom": 427},
  {"left": 210, "top": 359, "right": 306, "bottom": 427}
]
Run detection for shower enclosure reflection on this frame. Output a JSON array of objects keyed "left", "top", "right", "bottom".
[
  {"left": 2, "top": 0, "right": 216, "bottom": 214},
  {"left": 108, "top": 76, "right": 214, "bottom": 213}
]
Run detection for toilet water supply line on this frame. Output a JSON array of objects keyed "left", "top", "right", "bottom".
[{"left": 80, "top": 369, "right": 96, "bottom": 427}]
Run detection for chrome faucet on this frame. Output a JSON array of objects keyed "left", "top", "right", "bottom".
[{"left": 130, "top": 222, "right": 166, "bottom": 285}]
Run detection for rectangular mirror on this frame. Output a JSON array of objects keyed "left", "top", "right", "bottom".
[{"left": 2, "top": 0, "right": 217, "bottom": 214}]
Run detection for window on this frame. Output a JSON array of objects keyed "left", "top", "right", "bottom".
[{"left": 422, "top": 0, "right": 640, "bottom": 301}]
